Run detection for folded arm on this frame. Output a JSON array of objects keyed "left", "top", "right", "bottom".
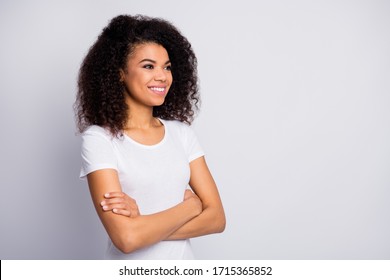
[
  {"left": 101, "top": 156, "right": 226, "bottom": 240},
  {"left": 87, "top": 169, "right": 202, "bottom": 254},
  {"left": 165, "top": 156, "right": 226, "bottom": 240}
]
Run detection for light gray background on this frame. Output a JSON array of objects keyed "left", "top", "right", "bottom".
[{"left": 1, "top": 0, "right": 389, "bottom": 259}]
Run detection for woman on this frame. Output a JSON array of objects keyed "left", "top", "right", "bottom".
[{"left": 75, "top": 15, "right": 225, "bottom": 259}]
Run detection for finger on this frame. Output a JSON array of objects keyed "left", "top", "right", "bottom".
[
  {"left": 102, "top": 203, "right": 127, "bottom": 211},
  {"left": 100, "top": 197, "right": 125, "bottom": 206},
  {"left": 104, "top": 192, "right": 125, "bottom": 199},
  {"left": 129, "top": 207, "right": 140, "bottom": 218},
  {"left": 112, "top": 208, "right": 131, "bottom": 217},
  {"left": 132, "top": 208, "right": 140, "bottom": 217},
  {"left": 104, "top": 192, "right": 137, "bottom": 203}
]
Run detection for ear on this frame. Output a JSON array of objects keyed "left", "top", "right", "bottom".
[{"left": 119, "top": 69, "right": 125, "bottom": 82}]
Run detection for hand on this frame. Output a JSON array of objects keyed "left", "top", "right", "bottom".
[
  {"left": 100, "top": 192, "right": 140, "bottom": 218},
  {"left": 183, "top": 189, "right": 202, "bottom": 216}
]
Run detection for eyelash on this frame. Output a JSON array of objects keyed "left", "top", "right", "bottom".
[{"left": 143, "top": 64, "right": 172, "bottom": 71}]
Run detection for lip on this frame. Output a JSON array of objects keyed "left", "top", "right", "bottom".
[{"left": 148, "top": 85, "right": 168, "bottom": 96}]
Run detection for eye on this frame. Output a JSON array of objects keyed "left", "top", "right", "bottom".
[
  {"left": 165, "top": 65, "right": 172, "bottom": 71},
  {"left": 143, "top": 64, "right": 154, "bottom": 69}
]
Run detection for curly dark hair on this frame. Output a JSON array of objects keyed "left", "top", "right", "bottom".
[{"left": 75, "top": 14, "right": 199, "bottom": 136}]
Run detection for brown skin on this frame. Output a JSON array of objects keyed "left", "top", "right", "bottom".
[
  {"left": 88, "top": 169, "right": 202, "bottom": 253},
  {"left": 87, "top": 43, "right": 225, "bottom": 253},
  {"left": 75, "top": 15, "right": 200, "bottom": 137},
  {"left": 100, "top": 156, "right": 226, "bottom": 240}
]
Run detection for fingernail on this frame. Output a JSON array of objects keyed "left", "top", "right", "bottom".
[
  {"left": 103, "top": 206, "right": 108, "bottom": 210},
  {"left": 113, "top": 209, "right": 118, "bottom": 213},
  {"left": 100, "top": 201, "right": 106, "bottom": 206},
  {"left": 104, "top": 193, "right": 110, "bottom": 198}
]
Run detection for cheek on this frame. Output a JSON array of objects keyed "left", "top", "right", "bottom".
[
  {"left": 127, "top": 73, "right": 148, "bottom": 87},
  {"left": 168, "top": 73, "right": 173, "bottom": 84}
]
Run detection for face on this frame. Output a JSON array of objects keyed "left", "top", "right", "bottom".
[{"left": 120, "top": 42, "right": 172, "bottom": 108}]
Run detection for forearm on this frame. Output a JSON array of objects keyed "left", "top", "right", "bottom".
[
  {"left": 87, "top": 169, "right": 202, "bottom": 254},
  {"left": 106, "top": 198, "right": 200, "bottom": 253},
  {"left": 164, "top": 156, "right": 226, "bottom": 240},
  {"left": 165, "top": 205, "right": 226, "bottom": 240}
]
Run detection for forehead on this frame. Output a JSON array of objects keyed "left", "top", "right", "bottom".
[{"left": 128, "top": 42, "right": 169, "bottom": 60}]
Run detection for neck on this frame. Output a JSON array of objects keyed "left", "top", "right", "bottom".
[
  {"left": 125, "top": 104, "right": 158, "bottom": 130},
  {"left": 126, "top": 115, "right": 159, "bottom": 129}
]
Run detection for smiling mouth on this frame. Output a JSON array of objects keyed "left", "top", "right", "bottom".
[
  {"left": 149, "top": 87, "right": 165, "bottom": 92},
  {"left": 148, "top": 86, "right": 167, "bottom": 95}
]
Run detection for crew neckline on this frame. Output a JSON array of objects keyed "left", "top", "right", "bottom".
[{"left": 123, "top": 118, "right": 167, "bottom": 149}]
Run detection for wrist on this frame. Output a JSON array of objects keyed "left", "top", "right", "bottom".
[{"left": 185, "top": 196, "right": 202, "bottom": 217}]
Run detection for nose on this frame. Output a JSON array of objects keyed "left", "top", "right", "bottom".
[{"left": 154, "top": 67, "right": 168, "bottom": 82}]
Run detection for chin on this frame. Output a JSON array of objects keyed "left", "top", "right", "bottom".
[{"left": 150, "top": 98, "right": 166, "bottom": 107}]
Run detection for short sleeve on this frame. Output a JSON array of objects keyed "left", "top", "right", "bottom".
[
  {"left": 183, "top": 125, "right": 205, "bottom": 162},
  {"left": 79, "top": 127, "right": 118, "bottom": 178}
]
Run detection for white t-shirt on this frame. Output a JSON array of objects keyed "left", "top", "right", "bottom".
[{"left": 80, "top": 119, "right": 204, "bottom": 259}]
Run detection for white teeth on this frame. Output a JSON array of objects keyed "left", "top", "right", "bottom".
[{"left": 150, "top": 87, "right": 164, "bottom": 92}]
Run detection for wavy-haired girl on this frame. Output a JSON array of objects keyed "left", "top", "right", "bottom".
[{"left": 75, "top": 15, "right": 225, "bottom": 259}]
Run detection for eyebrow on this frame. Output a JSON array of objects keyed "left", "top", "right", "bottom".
[{"left": 139, "top": 59, "right": 171, "bottom": 65}]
